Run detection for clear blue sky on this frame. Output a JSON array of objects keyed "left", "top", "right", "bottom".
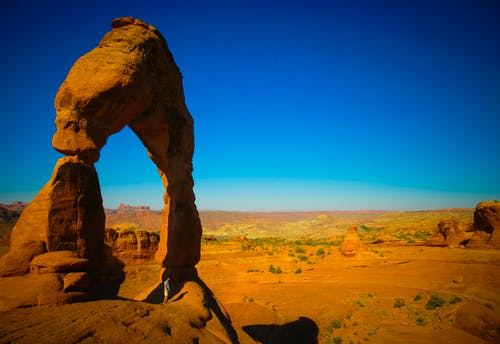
[{"left": 0, "top": 0, "right": 499, "bottom": 211}]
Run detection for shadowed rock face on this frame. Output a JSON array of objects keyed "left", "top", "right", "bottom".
[
  {"left": 471, "top": 200, "right": 500, "bottom": 247},
  {"left": 0, "top": 17, "right": 202, "bottom": 303}
]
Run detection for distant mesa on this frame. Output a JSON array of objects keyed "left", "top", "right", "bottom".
[
  {"left": 0, "top": 201, "right": 28, "bottom": 211},
  {"left": 116, "top": 203, "right": 151, "bottom": 212}
]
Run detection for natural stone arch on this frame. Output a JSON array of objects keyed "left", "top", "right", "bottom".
[
  {"left": 0, "top": 17, "right": 202, "bottom": 296},
  {"left": 52, "top": 16, "right": 202, "bottom": 270}
]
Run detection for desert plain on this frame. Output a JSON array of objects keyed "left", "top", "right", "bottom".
[{"left": 1, "top": 205, "right": 499, "bottom": 343}]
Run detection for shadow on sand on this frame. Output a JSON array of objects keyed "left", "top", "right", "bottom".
[{"left": 243, "top": 316, "right": 319, "bottom": 344}]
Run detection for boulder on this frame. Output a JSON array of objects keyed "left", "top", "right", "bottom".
[
  {"left": 341, "top": 224, "right": 362, "bottom": 257},
  {"left": 0, "top": 273, "right": 63, "bottom": 311},
  {"left": 0, "top": 240, "right": 46, "bottom": 276},
  {"left": 30, "top": 251, "right": 90, "bottom": 274},
  {"left": 469, "top": 201, "right": 500, "bottom": 248}
]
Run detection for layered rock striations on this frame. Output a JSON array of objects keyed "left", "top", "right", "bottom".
[{"left": 105, "top": 227, "right": 159, "bottom": 262}]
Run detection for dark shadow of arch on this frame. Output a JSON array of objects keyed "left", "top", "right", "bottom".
[{"left": 243, "top": 317, "right": 318, "bottom": 344}]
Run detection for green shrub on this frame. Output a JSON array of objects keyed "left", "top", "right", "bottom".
[
  {"left": 295, "top": 246, "right": 306, "bottom": 254},
  {"left": 449, "top": 296, "right": 462, "bottom": 305},
  {"left": 316, "top": 248, "right": 326, "bottom": 258},
  {"left": 243, "top": 295, "right": 255, "bottom": 303},
  {"left": 330, "top": 319, "right": 342, "bottom": 330},
  {"left": 294, "top": 267, "right": 302, "bottom": 274},
  {"left": 393, "top": 298, "right": 405, "bottom": 308},
  {"left": 416, "top": 317, "right": 425, "bottom": 326},
  {"left": 297, "top": 255, "right": 308, "bottom": 262},
  {"left": 425, "top": 294, "right": 445, "bottom": 310},
  {"left": 414, "top": 294, "right": 422, "bottom": 301},
  {"left": 268, "top": 264, "right": 282, "bottom": 274}
]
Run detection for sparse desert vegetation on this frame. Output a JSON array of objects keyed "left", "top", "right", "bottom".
[{"left": 1, "top": 206, "right": 499, "bottom": 343}]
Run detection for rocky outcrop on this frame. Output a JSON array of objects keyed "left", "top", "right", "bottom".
[
  {"left": 427, "top": 217, "right": 472, "bottom": 247},
  {"left": 0, "top": 205, "right": 22, "bottom": 245},
  {"left": 0, "top": 157, "right": 104, "bottom": 278},
  {"left": 0, "top": 16, "right": 203, "bottom": 306},
  {"left": 52, "top": 16, "right": 202, "bottom": 270},
  {"left": 340, "top": 224, "right": 363, "bottom": 257},
  {"left": 453, "top": 301, "right": 500, "bottom": 343},
  {"left": 105, "top": 227, "right": 159, "bottom": 261},
  {"left": 468, "top": 201, "right": 500, "bottom": 248}
]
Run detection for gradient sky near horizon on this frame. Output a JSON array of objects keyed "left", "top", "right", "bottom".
[{"left": 0, "top": 0, "right": 499, "bottom": 211}]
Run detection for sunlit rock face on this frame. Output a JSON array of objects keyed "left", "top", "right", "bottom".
[
  {"left": 427, "top": 217, "right": 472, "bottom": 247},
  {"left": 0, "top": 17, "right": 202, "bottom": 305},
  {"left": 341, "top": 224, "right": 362, "bottom": 257}
]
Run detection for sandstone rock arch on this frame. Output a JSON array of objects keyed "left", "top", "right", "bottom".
[{"left": 0, "top": 17, "right": 202, "bottom": 296}]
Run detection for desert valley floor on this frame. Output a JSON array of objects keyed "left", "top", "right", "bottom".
[
  {"left": 1, "top": 208, "right": 499, "bottom": 343},
  {"left": 120, "top": 240, "right": 500, "bottom": 343}
]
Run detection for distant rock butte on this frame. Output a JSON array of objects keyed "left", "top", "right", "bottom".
[
  {"left": 116, "top": 203, "right": 151, "bottom": 212},
  {"left": 0, "top": 17, "right": 204, "bottom": 310}
]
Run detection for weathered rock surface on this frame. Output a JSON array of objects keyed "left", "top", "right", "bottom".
[
  {"left": 0, "top": 205, "right": 21, "bottom": 245},
  {"left": 0, "top": 298, "right": 258, "bottom": 344},
  {"left": 0, "top": 16, "right": 204, "bottom": 308},
  {"left": 0, "top": 240, "right": 47, "bottom": 277},
  {"left": 453, "top": 301, "right": 500, "bottom": 343},
  {"left": 427, "top": 217, "right": 472, "bottom": 247},
  {"left": 105, "top": 227, "right": 159, "bottom": 261},
  {"left": 52, "top": 16, "right": 202, "bottom": 270},
  {"left": 30, "top": 251, "right": 90, "bottom": 274},
  {"left": 3, "top": 156, "right": 104, "bottom": 262},
  {"left": 340, "top": 224, "right": 362, "bottom": 257},
  {"left": 469, "top": 201, "right": 500, "bottom": 248}
]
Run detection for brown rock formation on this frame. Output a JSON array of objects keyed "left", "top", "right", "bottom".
[
  {"left": 340, "top": 224, "right": 362, "bottom": 257},
  {"left": 52, "top": 16, "right": 202, "bottom": 269},
  {"left": 105, "top": 227, "right": 159, "bottom": 262},
  {"left": 0, "top": 156, "right": 103, "bottom": 277},
  {"left": 469, "top": 200, "right": 500, "bottom": 248},
  {"left": 427, "top": 217, "right": 472, "bottom": 247},
  {"left": 0, "top": 16, "right": 202, "bottom": 305},
  {"left": 0, "top": 205, "right": 21, "bottom": 245},
  {"left": 453, "top": 301, "right": 500, "bottom": 342}
]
